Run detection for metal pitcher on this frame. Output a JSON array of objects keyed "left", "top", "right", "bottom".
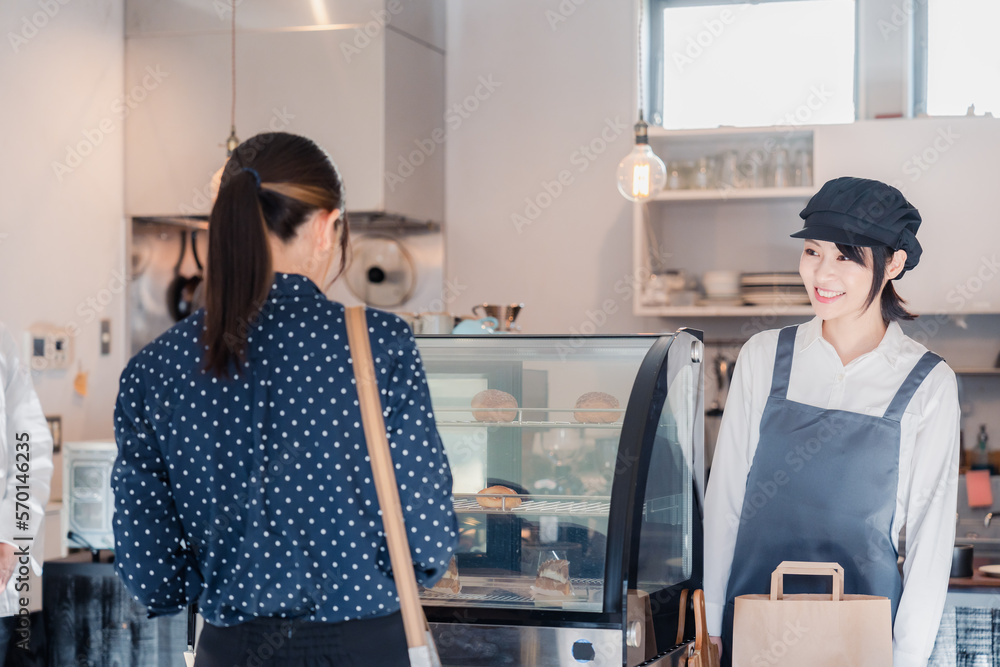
[{"left": 472, "top": 303, "right": 524, "bottom": 331}]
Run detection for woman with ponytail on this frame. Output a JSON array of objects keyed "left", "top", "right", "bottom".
[
  {"left": 112, "top": 133, "right": 457, "bottom": 666},
  {"left": 704, "top": 177, "right": 959, "bottom": 667}
]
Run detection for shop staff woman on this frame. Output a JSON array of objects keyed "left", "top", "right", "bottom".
[
  {"left": 112, "top": 133, "right": 457, "bottom": 665},
  {"left": 704, "top": 178, "right": 960, "bottom": 667}
]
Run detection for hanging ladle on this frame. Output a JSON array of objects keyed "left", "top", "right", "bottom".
[{"left": 166, "top": 230, "right": 204, "bottom": 321}]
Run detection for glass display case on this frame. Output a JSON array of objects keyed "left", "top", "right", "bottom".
[{"left": 417, "top": 331, "right": 705, "bottom": 667}]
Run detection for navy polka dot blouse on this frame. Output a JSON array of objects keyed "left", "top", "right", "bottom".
[{"left": 112, "top": 273, "right": 457, "bottom": 626}]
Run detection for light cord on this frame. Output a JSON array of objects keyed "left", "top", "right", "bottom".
[
  {"left": 231, "top": 2, "right": 236, "bottom": 133},
  {"left": 637, "top": 0, "right": 644, "bottom": 119}
]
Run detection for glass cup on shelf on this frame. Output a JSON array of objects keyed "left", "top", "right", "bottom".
[
  {"left": 692, "top": 156, "right": 717, "bottom": 189},
  {"left": 739, "top": 151, "right": 765, "bottom": 189},
  {"left": 771, "top": 145, "right": 790, "bottom": 188},
  {"left": 794, "top": 148, "right": 813, "bottom": 186},
  {"left": 666, "top": 161, "right": 684, "bottom": 190},
  {"left": 680, "top": 160, "right": 695, "bottom": 189},
  {"left": 719, "top": 150, "right": 743, "bottom": 189}
]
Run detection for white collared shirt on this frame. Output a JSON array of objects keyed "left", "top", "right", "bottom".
[
  {"left": 704, "top": 317, "right": 960, "bottom": 667},
  {"left": 0, "top": 323, "right": 53, "bottom": 615}
]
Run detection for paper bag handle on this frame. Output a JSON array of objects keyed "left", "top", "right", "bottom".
[
  {"left": 676, "top": 589, "right": 689, "bottom": 646},
  {"left": 769, "top": 561, "right": 844, "bottom": 602}
]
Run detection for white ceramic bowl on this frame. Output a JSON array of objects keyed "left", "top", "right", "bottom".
[{"left": 702, "top": 270, "right": 741, "bottom": 298}]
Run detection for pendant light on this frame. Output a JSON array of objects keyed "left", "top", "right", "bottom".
[
  {"left": 616, "top": 1, "right": 666, "bottom": 202},
  {"left": 209, "top": 2, "right": 239, "bottom": 202},
  {"left": 224, "top": 0, "right": 239, "bottom": 157}
]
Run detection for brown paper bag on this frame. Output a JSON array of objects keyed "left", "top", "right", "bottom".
[{"left": 733, "top": 561, "right": 891, "bottom": 667}]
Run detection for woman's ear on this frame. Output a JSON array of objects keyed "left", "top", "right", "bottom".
[
  {"left": 886, "top": 249, "right": 907, "bottom": 280},
  {"left": 311, "top": 209, "right": 340, "bottom": 252}
]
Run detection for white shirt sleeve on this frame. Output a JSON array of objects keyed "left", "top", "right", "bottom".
[
  {"left": 703, "top": 341, "right": 761, "bottom": 636},
  {"left": 0, "top": 325, "right": 54, "bottom": 576},
  {"left": 892, "top": 364, "right": 960, "bottom": 667}
]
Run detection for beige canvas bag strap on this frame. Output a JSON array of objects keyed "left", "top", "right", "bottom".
[{"left": 345, "top": 306, "right": 439, "bottom": 666}]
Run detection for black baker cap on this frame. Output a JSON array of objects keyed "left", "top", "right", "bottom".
[{"left": 791, "top": 177, "right": 922, "bottom": 278}]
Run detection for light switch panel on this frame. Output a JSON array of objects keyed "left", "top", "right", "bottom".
[
  {"left": 100, "top": 319, "right": 111, "bottom": 356},
  {"left": 24, "top": 324, "right": 73, "bottom": 371}
]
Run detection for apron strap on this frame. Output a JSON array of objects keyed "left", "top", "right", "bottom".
[
  {"left": 882, "top": 351, "right": 943, "bottom": 422},
  {"left": 768, "top": 326, "right": 799, "bottom": 399}
]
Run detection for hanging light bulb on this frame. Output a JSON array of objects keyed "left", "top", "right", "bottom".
[
  {"left": 616, "top": 114, "right": 666, "bottom": 201},
  {"left": 617, "top": 2, "right": 666, "bottom": 202}
]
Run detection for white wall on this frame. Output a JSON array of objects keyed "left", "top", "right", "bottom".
[
  {"left": 445, "top": 0, "right": 662, "bottom": 334},
  {"left": 0, "top": 0, "right": 126, "bottom": 447}
]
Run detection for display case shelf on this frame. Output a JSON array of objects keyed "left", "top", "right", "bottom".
[
  {"left": 435, "top": 406, "right": 626, "bottom": 429},
  {"left": 437, "top": 419, "right": 623, "bottom": 429},
  {"left": 421, "top": 574, "right": 604, "bottom": 612},
  {"left": 453, "top": 494, "right": 611, "bottom": 517}
]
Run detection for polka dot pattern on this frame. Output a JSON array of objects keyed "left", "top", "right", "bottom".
[{"left": 111, "top": 273, "right": 457, "bottom": 626}]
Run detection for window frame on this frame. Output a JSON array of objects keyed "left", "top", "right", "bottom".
[{"left": 647, "top": 0, "right": 861, "bottom": 129}]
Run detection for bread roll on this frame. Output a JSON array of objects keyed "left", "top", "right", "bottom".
[
  {"left": 475, "top": 485, "right": 522, "bottom": 510},
  {"left": 431, "top": 556, "right": 461, "bottom": 594},
  {"left": 471, "top": 389, "right": 518, "bottom": 422},
  {"left": 573, "top": 391, "right": 621, "bottom": 424},
  {"left": 535, "top": 559, "right": 571, "bottom": 595}
]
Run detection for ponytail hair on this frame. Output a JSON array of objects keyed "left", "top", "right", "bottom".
[
  {"left": 203, "top": 132, "right": 348, "bottom": 377},
  {"left": 836, "top": 243, "right": 916, "bottom": 324}
]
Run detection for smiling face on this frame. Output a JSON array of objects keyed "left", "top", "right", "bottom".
[{"left": 798, "top": 239, "right": 880, "bottom": 323}]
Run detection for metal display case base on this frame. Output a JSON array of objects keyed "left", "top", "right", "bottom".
[
  {"left": 639, "top": 643, "right": 697, "bottom": 666},
  {"left": 430, "top": 622, "right": 693, "bottom": 666}
]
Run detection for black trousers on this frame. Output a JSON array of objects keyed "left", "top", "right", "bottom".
[{"left": 193, "top": 611, "right": 409, "bottom": 667}]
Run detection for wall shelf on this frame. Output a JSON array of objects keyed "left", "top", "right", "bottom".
[
  {"left": 646, "top": 125, "right": 815, "bottom": 140},
  {"left": 636, "top": 304, "right": 814, "bottom": 318},
  {"left": 649, "top": 187, "right": 815, "bottom": 202},
  {"left": 633, "top": 125, "right": 817, "bottom": 317}
]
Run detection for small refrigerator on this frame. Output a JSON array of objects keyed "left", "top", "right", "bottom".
[{"left": 416, "top": 331, "right": 706, "bottom": 666}]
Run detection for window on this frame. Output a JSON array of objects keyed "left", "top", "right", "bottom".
[
  {"left": 650, "top": 0, "right": 857, "bottom": 130},
  {"left": 922, "top": 0, "right": 1000, "bottom": 116}
]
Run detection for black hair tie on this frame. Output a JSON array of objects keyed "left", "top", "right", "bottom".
[{"left": 242, "top": 167, "right": 261, "bottom": 190}]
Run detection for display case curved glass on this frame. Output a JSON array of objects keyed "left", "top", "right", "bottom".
[{"left": 416, "top": 331, "right": 705, "bottom": 667}]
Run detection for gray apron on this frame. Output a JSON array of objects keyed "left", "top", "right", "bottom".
[{"left": 720, "top": 325, "right": 942, "bottom": 663}]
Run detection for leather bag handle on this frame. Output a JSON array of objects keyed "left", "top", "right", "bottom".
[
  {"left": 345, "top": 306, "right": 432, "bottom": 652},
  {"left": 769, "top": 561, "right": 844, "bottom": 602}
]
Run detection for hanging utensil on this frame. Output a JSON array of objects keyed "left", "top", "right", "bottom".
[
  {"left": 706, "top": 354, "right": 731, "bottom": 416},
  {"left": 166, "top": 230, "right": 189, "bottom": 321},
  {"left": 182, "top": 229, "right": 205, "bottom": 315},
  {"left": 167, "top": 230, "right": 204, "bottom": 321}
]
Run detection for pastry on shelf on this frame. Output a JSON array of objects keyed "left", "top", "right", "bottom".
[
  {"left": 430, "top": 556, "right": 461, "bottom": 594},
  {"left": 573, "top": 391, "right": 621, "bottom": 423},
  {"left": 534, "top": 558, "right": 572, "bottom": 596},
  {"left": 475, "top": 485, "right": 522, "bottom": 510},
  {"left": 471, "top": 389, "right": 518, "bottom": 422}
]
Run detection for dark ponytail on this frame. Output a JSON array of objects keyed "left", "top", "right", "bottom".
[
  {"left": 836, "top": 243, "right": 916, "bottom": 324},
  {"left": 203, "top": 132, "right": 348, "bottom": 377}
]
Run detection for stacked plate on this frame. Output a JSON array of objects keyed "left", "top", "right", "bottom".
[{"left": 740, "top": 272, "right": 810, "bottom": 306}]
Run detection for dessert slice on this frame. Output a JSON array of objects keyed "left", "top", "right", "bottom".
[
  {"left": 431, "top": 556, "right": 461, "bottom": 594},
  {"left": 534, "top": 559, "right": 572, "bottom": 596}
]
